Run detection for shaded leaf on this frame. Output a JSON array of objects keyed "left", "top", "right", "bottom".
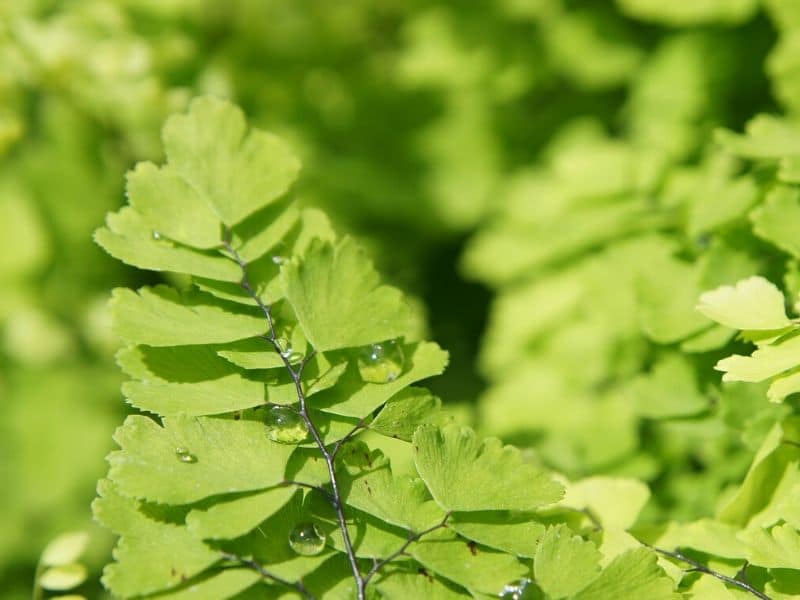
[{"left": 110, "top": 286, "right": 265, "bottom": 347}]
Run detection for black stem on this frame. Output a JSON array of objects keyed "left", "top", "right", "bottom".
[
  {"left": 331, "top": 414, "right": 370, "bottom": 459},
  {"left": 645, "top": 544, "right": 771, "bottom": 600},
  {"left": 221, "top": 552, "right": 315, "bottom": 600},
  {"left": 362, "top": 512, "right": 452, "bottom": 586},
  {"left": 222, "top": 237, "right": 367, "bottom": 599},
  {"left": 281, "top": 479, "right": 335, "bottom": 502}
]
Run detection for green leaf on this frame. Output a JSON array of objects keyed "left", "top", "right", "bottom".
[
  {"left": 282, "top": 237, "right": 413, "bottom": 352},
  {"left": 38, "top": 563, "right": 88, "bottom": 591},
  {"left": 93, "top": 480, "right": 219, "bottom": 598},
  {"left": 626, "top": 354, "right": 709, "bottom": 418},
  {"left": 408, "top": 530, "right": 529, "bottom": 595},
  {"left": 215, "top": 325, "right": 308, "bottom": 370},
  {"left": 108, "top": 415, "right": 295, "bottom": 504},
  {"left": 340, "top": 458, "right": 445, "bottom": 532},
  {"left": 187, "top": 487, "right": 297, "bottom": 540},
  {"left": 718, "top": 419, "right": 800, "bottom": 525},
  {"left": 126, "top": 161, "right": 222, "bottom": 249},
  {"left": 40, "top": 531, "right": 89, "bottom": 566},
  {"left": 117, "top": 344, "right": 266, "bottom": 416},
  {"left": 147, "top": 569, "right": 261, "bottom": 600},
  {"left": 95, "top": 208, "right": 240, "bottom": 281},
  {"left": 413, "top": 424, "right": 563, "bottom": 512},
  {"left": 161, "top": 96, "right": 300, "bottom": 226},
  {"left": 217, "top": 493, "right": 331, "bottom": 581},
  {"left": 718, "top": 337, "right": 800, "bottom": 382},
  {"left": 680, "top": 324, "right": 736, "bottom": 353},
  {"left": 751, "top": 186, "right": 800, "bottom": 259},
  {"left": 110, "top": 286, "right": 265, "bottom": 347},
  {"left": 320, "top": 505, "right": 411, "bottom": 560},
  {"left": 739, "top": 523, "right": 800, "bottom": 569},
  {"left": 560, "top": 477, "right": 650, "bottom": 531},
  {"left": 449, "top": 511, "right": 545, "bottom": 558},
  {"left": 117, "top": 344, "right": 243, "bottom": 383},
  {"left": 697, "top": 276, "right": 791, "bottom": 331},
  {"left": 649, "top": 519, "right": 748, "bottom": 559},
  {"left": 312, "top": 342, "right": 448, "bottom": 418},
  {"left": 121, "top": 377, "right": 266, "bottom": 417},
  {"left": 533, "top": 525, "right": 601, "bottom": 598},
  {"left": 193, "top": 208, "right": 335, "bottom": 306},
  {"left": 716, "top": 115, "right": 800, "bottom": 159},
  {"left": 687, "top": 174, "right": 759, "bottom": 237},
  {"left": 637, "top": 253, "right": 709, "bottom": 343},
  {"left": 229, "top": 201, "right": 301, "bottom": 263},
  {"left": 370, "top": 388, "right": 442, "bottom": 442},
  {"left": 767, "top": 369, "right": 800, "bottom": 403},
  {"left": 375, "top": 569, "right": 469, "bottom": 599},
  {"left": 571, "top": 548, "right": 677, "bottom": 600}
]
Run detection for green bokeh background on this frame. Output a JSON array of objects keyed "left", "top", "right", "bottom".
[{"left": 1, "top": 0, "right": 796, "bottom": 597}]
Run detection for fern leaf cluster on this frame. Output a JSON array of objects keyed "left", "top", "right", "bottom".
[{"left": 96, "top": 97, "right": 680, "bottom": 599}]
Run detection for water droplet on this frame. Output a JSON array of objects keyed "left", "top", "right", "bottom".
[
  {"left": 288, "top": 522, "right": 326, "bottom": 556},
  {"left": 272, "top": 255, "right": 286, "bottom": 265},
  {"left": 175, "top": 447, "right": 197, "bottom": 463},
  {"left": 357, "top": 339, "right": 404, "bottom": 383},
  {"left": 152, "top": 230, "right": 163, "bottom": 240},
  {"left": 264, "top": 405, "right": 308, "bottom": 444},
  {"left": 499, "top": 578, "right": 536, "bottom": 600},
  {"left": 286, "top": 351, "right": 304, "bottom": 364},
  {"left": 275, "top": 337, "right": 290, "bottom": 353},
  {"left": 275, "top": 337, "right": 303, "bottom": 364}
]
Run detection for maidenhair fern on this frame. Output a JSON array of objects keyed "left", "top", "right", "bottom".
[{"left": 91, "top": 97, "right": 697, "bottom": 599}]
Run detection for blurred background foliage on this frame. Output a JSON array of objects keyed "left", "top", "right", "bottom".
[{"left": 1, "top": 0, "right": 799, "bottom": 597}]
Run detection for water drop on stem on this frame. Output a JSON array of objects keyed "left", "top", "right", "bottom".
[{"left": 264, "top": 405, "right": 308, "bottom": 444}]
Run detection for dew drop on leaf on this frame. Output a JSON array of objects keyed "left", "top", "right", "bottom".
[
  {"left": 264, "top": 405, "right": 308, "bottom": 443},
  {"left": 174, "top": 447, "right": 197, "bottom": 463},
  {"left": 288, "top": 522, "right": 326, "bottom": 556},
  {"left": 499, "top": 578, "right": 536, "bottom": 599},
  {"left": 152, "top": 230, "right": 163, "bottom": 240},
  {"left": 272, "top": 255, "right": 286, "bottom": 265},
  {"left": 357, "top": 339, "right": 404, "bottom": 383}
]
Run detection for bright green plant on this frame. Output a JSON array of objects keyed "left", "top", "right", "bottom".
[
  {"left": 90, "top": 96, "right": 722, "bottom": 599},
  {"left": 7, "top": 1, "right": 800, "bottom": 598}
]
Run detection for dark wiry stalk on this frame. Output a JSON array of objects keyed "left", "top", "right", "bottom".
[
  {"left": 281, "top": 479, "right": 335, "bottom": 502},
  {"left": 221, "top": 552, "right": 315, "bottom": 600},
  {"left": 331, "top": 414, "right": 371, "bottom": 459},
  {"left": 222, "top": 236, "right": 367, "bottom": 599},
  {"left": 644, "top": 544, "right": 771, "bottom": 600},
  {"left": 362, "top": 512, "right": 452, "bottom": 586}
]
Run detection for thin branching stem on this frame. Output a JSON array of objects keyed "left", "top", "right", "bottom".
[
  {"left": 363, "top": 512, "right": 452, "bottom": 586},
  {"left": 331, "top": 414, "right": 371, "bottom": 459},
  {"left": 281, "top": 479, "right": 334, "bottom": 501},
  {"left": 222, "top": 236, "right": 367, "bottom": 599},
  {"left": 221, "top": 552, "right": 315, "bottom": 600},
  {"left": 644, "top": 544, "right": 771, "bottom": 600}
]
